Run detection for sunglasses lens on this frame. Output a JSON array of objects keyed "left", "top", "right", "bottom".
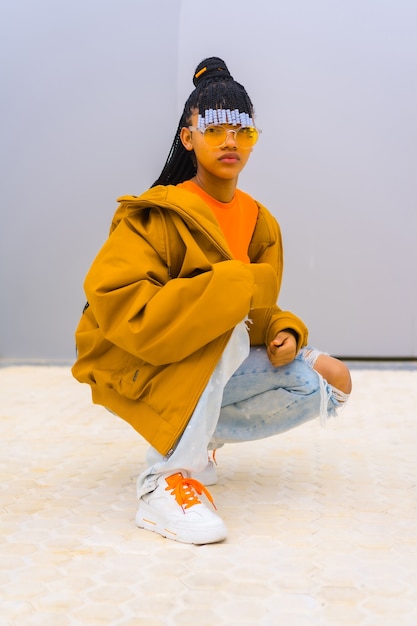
[
  {"left": 203, "top": 126, "right": 227, "bottom": 146},
  {"left": 202, "top": 125, "right": 259, "bottom": 147},
  {"left": 237, "top": 126, "right": 258, "bottom": 147}
]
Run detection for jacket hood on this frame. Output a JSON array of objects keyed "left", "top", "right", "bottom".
[
  {"left": 110, "top": 185, "right": 237, "bottom": 278},
  {"left": 111, "top": 185, "right": 224, "bottom": 238}
]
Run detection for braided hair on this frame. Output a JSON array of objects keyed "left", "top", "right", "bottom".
[{"left": 151, "top": 57, "right": 255, "bottom": 187}]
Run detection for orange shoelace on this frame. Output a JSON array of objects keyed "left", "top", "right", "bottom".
[{"left": 165, "top": 473, "right": 217, "bottom": 512}]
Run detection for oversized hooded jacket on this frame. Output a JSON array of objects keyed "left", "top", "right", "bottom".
[{"left": 71, "top": 185, "right": 308, "bottom": 456}]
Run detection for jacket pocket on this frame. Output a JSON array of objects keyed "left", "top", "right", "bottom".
[
  {"left": 110, "top": 356, "right": 163, "bottom": 402},
  {"left": 108, "top": 358, "right": 143, "bottom": 400}
]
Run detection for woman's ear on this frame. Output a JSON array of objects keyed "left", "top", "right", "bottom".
[{"left": 180, "top": 126, "right": 194, "bottom": 151}]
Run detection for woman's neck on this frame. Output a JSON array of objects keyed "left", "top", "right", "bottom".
[{"left": 192, "top": 173, "right": 237, "bottom": 203}]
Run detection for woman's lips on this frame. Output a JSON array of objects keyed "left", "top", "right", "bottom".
[{"left": 219, "top": 153, "right": 240, "bottom": 163}]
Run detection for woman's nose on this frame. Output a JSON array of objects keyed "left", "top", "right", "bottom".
[{"left": 224, "top": 130, "right": 238, "bottom": 147}]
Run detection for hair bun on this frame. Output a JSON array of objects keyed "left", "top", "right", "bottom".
[{"left": 193, "top": 57, "right": 233, "bottom": 86}]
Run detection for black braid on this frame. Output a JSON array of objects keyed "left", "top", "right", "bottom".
[{"left": 151, "top": 57, "right": 255, "bottom": 187}]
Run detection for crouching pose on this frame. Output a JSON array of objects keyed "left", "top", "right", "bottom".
[{"left": 72, "top": 57, "right": 351, "bottom": 545}]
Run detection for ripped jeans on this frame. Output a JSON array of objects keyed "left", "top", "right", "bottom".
[{"left": 137, "top": 321, "right": 348, "bottom": 497}]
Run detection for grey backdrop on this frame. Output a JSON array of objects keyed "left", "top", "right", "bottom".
[{"left": 1, "top": 0, "right": 416, "bottom": 361}]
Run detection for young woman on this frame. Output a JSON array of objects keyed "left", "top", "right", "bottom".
[{"left": 72, "top": 57, "right": 351, "bottom": 545}]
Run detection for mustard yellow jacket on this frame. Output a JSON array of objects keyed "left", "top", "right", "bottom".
[{"left": 71, "top": 185, "right": 308, "bottom": 455}]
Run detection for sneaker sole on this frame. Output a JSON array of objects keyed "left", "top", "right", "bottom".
[{"left": 135, "top": 503, "right": 227, "bottom": 545}]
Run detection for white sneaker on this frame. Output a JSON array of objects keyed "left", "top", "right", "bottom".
[
  {"left": 193, "top": 458, "right": 217, "bottom": 486},
  {"left": 135, "top": 472, "right": 227, "bottom": 544}
]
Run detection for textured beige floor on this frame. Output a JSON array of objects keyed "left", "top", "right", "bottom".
[{"left": 1, "top": 363, "right": 417, "bottom": 626}]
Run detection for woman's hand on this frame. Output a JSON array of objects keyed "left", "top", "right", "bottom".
[{"left": 267, "top": 330, "right": 297, "bottom": 367}]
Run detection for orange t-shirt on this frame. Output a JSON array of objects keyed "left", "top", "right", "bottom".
[{"left": 178, "top": 180, "right": 259, "bottom": 263}]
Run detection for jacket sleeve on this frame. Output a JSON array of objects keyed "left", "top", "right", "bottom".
[
  {"left": 247, "top": 204, "right": 309, "bottom": 350},
  {"left": 84, "top": 216, "right": 279, "bottom": 366},
  {"left": 248, "top": 306, "right": 308, "bottom": 351}
]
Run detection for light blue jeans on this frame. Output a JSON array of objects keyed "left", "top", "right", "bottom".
[{"left": 137, "top": 321, "right": 346, "bottom": 497}]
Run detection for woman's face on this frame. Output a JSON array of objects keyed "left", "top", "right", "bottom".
[{"left": 180, "top": 111, "right": 253, "bottom": 182}]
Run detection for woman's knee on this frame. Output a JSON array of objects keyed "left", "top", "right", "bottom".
[{"left": 314, "top": 354, "right": 352, "bottom": 394}]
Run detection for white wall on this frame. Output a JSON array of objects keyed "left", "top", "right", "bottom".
[
  {"left": 1, "top": 0, "right": 416, "bottom": 360},
  {"left": 1, "top": 0, "right": 181, "bottom": 360}
]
